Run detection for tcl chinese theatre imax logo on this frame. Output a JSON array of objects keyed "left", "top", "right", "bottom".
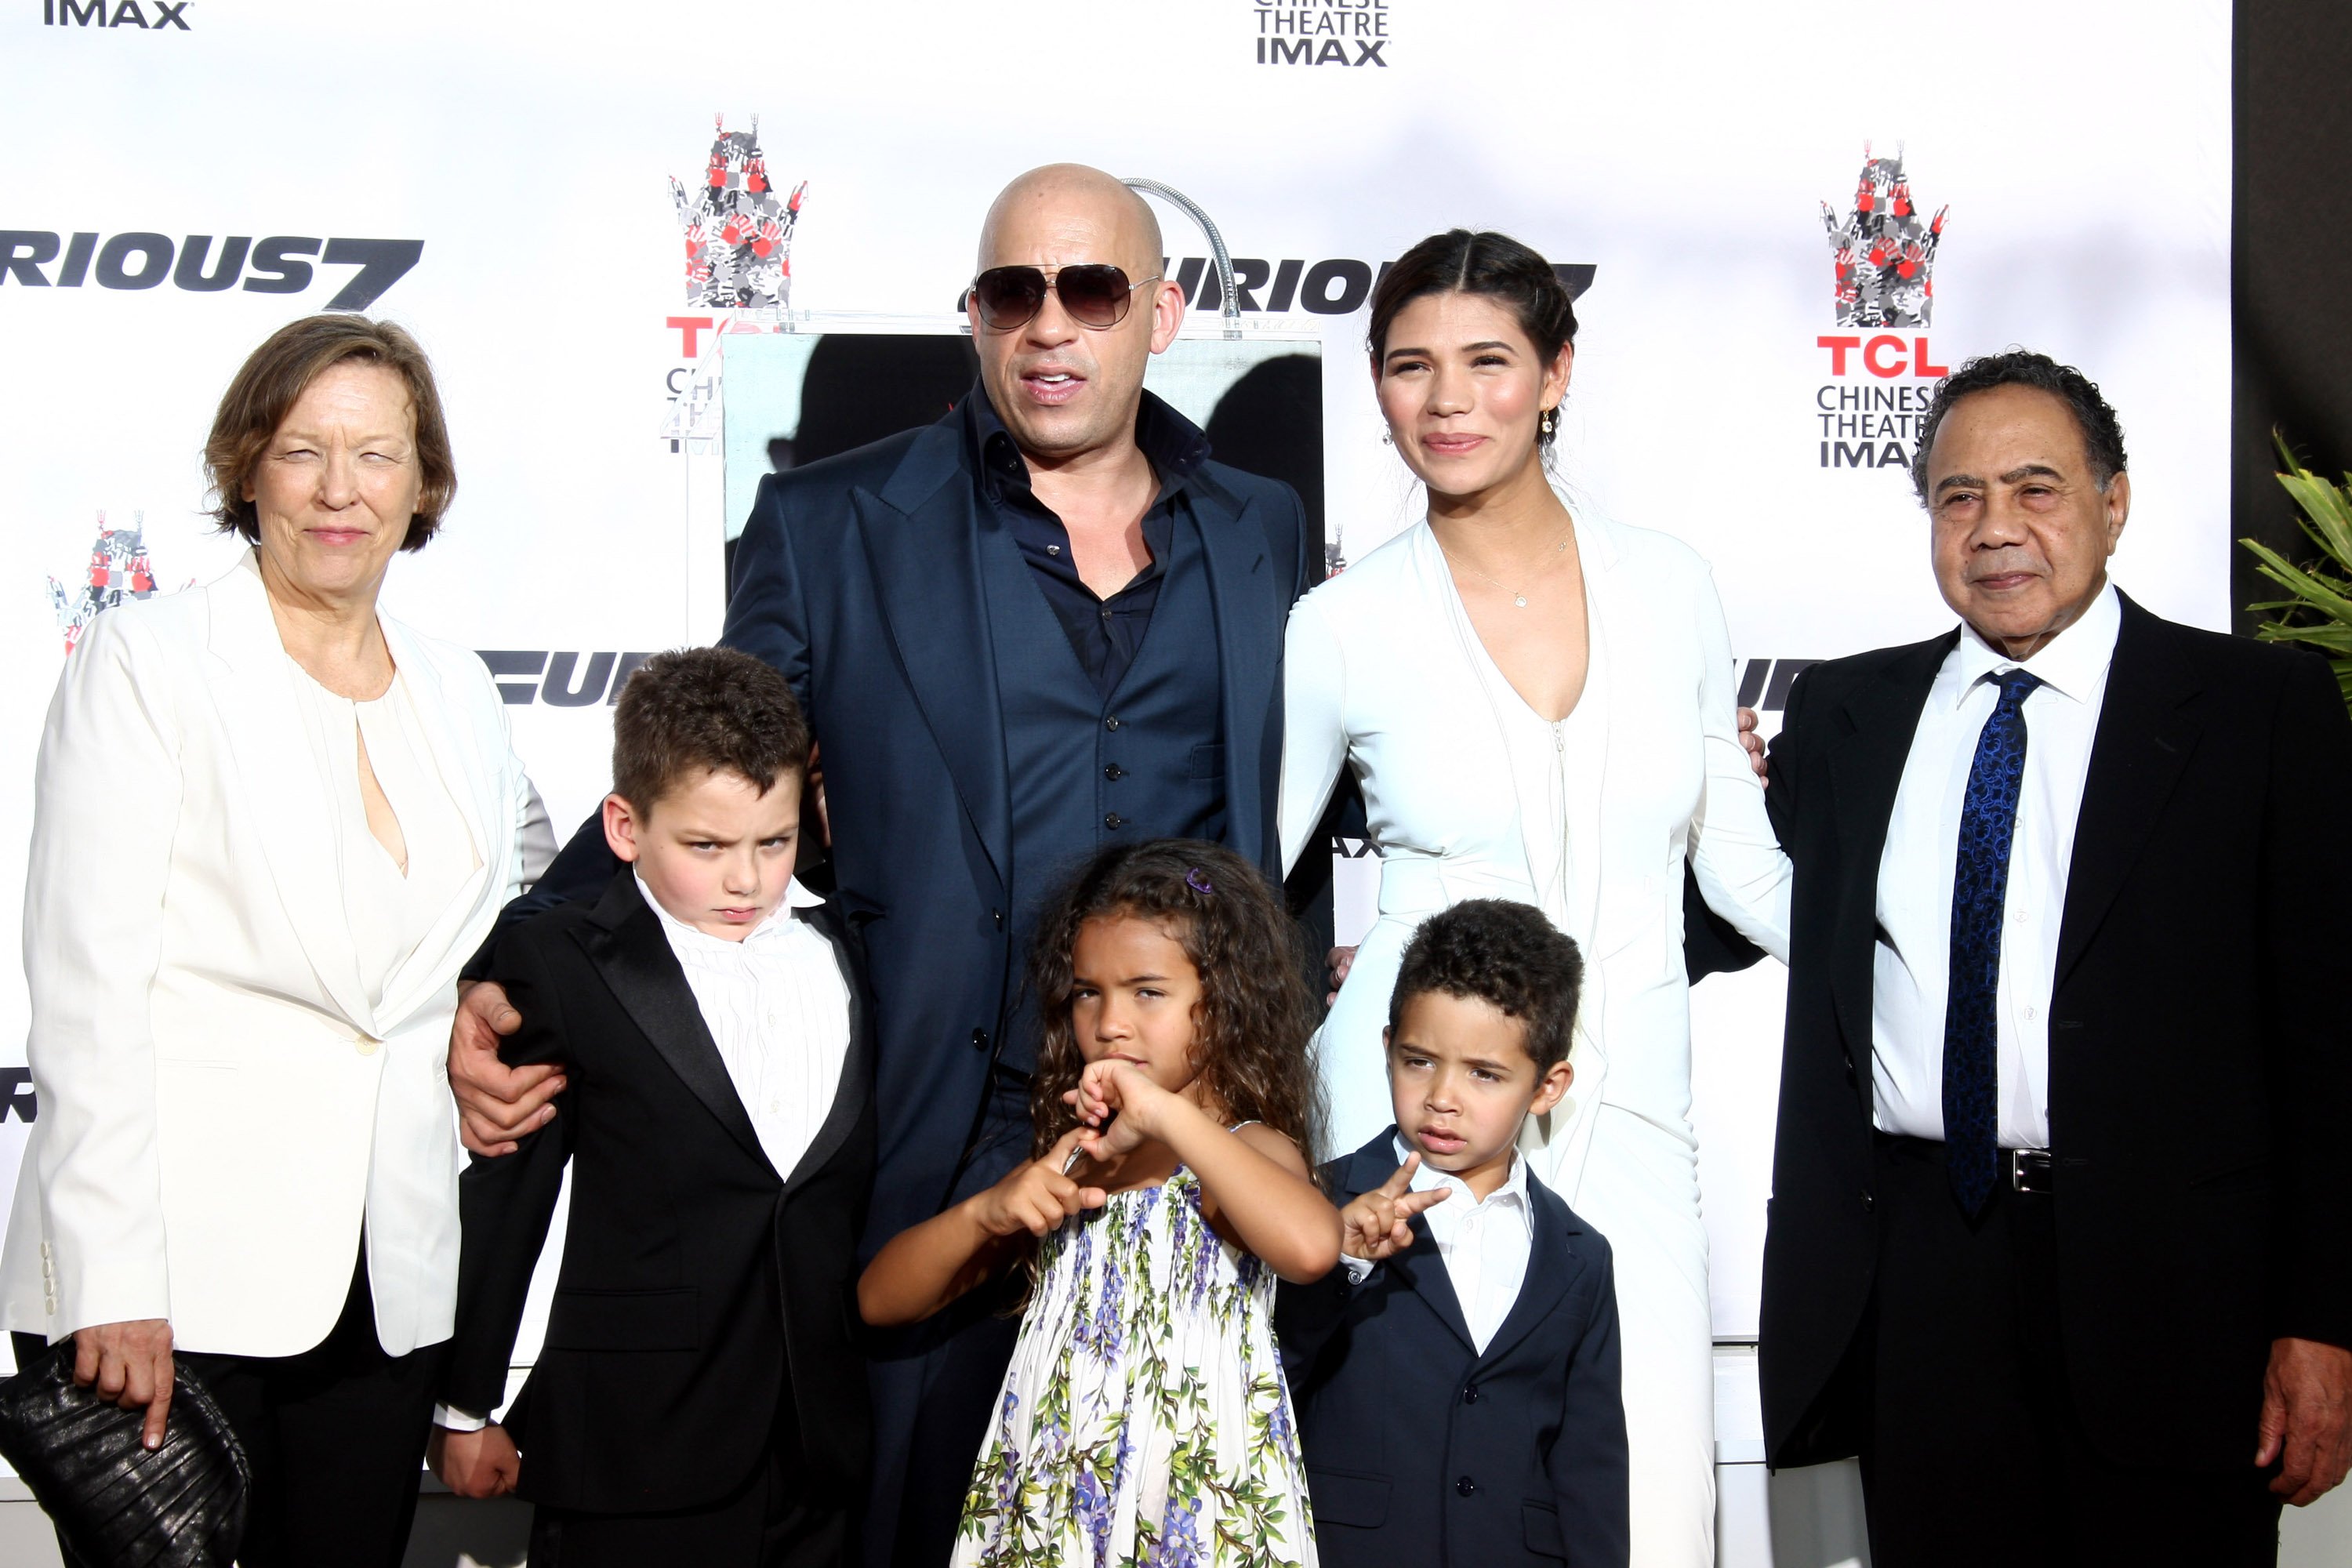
[
  {"left": 1254, "top": 0, "right": 1389, "bottom": 67},
  {"left": 1813, "top": 143, "right": 1950, "bottom": 472}
]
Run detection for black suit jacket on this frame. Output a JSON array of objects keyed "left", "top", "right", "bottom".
[
  {"left": 1757, "top": 593, "right": 2352, "bottom": 1470},
  {"left": 1276, "top": 1131, "right": 1629, "bottom": 1567},
  {"left": 442, "top": 870, "right": 876, "bottom": 1514},
  {"left": 494, "top": 395, "right": 1316, "bottom": 1248}
]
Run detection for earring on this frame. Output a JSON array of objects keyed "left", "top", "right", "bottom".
[
  {"left": 1381, "top": 431, "right": 1394, "bottom": 445},
  {"left": 1540, "top": 406, "right": 1555, "bottom": 438}
]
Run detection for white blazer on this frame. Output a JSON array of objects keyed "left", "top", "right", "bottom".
[
  {"left": 1279, "top": 506, "right": 1791, "bottom": 1195},
  {"left": 1, "top": 551, "right": 554, "bottom": 1359}
]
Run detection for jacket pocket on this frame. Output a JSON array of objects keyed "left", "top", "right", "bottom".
[
  {"left": 1189, "top": 742, "right": 1227, "bottom": 782},
  {"left": 1524, "top": 1501, "right": 1567, "bottom": 1559},
  {"left": 1305, "top": 1467, "right": 1389, "bottom": 1528},
  {"left": 543, "top": 1287, "right": 699, "bottom": 1352}
]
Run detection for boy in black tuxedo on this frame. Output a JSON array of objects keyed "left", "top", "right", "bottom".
[
  {"left": 1279, "top": 898, "right": 1628, "bottom": 1567},
  {"left": 428, "top": 647, "right": 872, "bottom": 1566}
]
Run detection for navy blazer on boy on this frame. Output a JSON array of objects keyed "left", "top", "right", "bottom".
[
  {"left": 1278, "top": 1130, "right": 1630, "bottom": 1568},
  {"left": 441, "top": 870, "right": 875, "bottom": 1515}
]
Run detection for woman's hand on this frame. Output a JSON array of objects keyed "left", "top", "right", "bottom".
[
  {"left": 74, "top": 1318, "right": 173, "bottom": 1450},
  {"left": 969, "top": 1129, "right": 1109, "bottom": 1240},
  {"left": 1338, "top": 1153, "right": 1451, "bottom": 1261},
  {"left": 429, "top": 1423, "right": 521, "bottom": 1499}
]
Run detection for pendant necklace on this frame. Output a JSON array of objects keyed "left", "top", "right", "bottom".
[{"left": 1439, "top": 529, "right": 1571, "bottom": 608}]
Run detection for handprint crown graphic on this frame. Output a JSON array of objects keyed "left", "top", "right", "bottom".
[
  {"left": 48, "top": 511, "right": 161, "bottom": 655},
  {"left": 1821, "top": 143, "right": 1947, "bottom": 328},
  {"left": 671, "top": 114, "right": 806, "bottom": 310}
]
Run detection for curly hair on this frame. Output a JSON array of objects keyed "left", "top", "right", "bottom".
[
  {"left": 1025, "top": 840, "right": 1323, "bottom": 1166},
  {"left": 1911, "top": 349, "right": 2129, "bottom": 505},
  {"left": 1387, "top": 899, "right": 1583, "bottom": 1071}
]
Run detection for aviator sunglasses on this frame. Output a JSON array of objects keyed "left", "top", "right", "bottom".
[{"left": 968, "top": 263, "right": 1160, "bottom": 331}]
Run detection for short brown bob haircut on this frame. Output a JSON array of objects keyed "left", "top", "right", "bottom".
[
  {"left": 611, "top": 647, "right": 812, "bottom": 814},
  {"left": 204, "top": 314, "right": 457, "bottom": 551}
]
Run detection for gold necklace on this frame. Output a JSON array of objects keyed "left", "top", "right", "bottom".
[{"left": 1437, "top": 530, "right": 1570, "bottom": 608}]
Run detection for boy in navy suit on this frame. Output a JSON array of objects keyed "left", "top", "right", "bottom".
[
  {"left": 1279, "top": 898, "right": 1628, "bottom": 1567},
  {"left": 427, "top": 648, "right": 873, "bottom": 1566}
]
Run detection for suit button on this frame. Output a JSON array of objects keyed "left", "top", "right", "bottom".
[
  {"left": 1461, "top": 1384, "right": 1479, "bottom": 1404},
  {"left": 355, "top": 1035, "right": 380, "bottom": 1057},
  {"left": 992, "top": 909, "right": 1004, "bottom": 931},
  {"left": 1104, "top": 764, "right": 1125, "bottom": 781},
  {"left": 1861, "top": 1190, "right": 1874, "bottom": 1211},
  {"left": 1104, "top": 813, "right": 1125, "bottom": 829},
  {"left": 1455, "top": 1475, "right": 1477, "bottom": 1497},
  {"left": 1104, "top": 717, "right": 1122, "bottom": 731},
  {"left": 971, "top": 1029, "right": 989, "bottom": 1051}
]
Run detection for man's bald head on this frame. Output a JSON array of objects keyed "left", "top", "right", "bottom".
[{"left": 976, "top": 164, "right": 1163, "bottom": 278}]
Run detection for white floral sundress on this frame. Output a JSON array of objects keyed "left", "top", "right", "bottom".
[{"left": 953, "top": 1163, "right": 1319, "bottom": 1568}]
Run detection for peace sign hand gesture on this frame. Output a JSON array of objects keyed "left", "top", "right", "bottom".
[{"left": 1338, "top": 1153, "right": 1452, "bottom": 1262}]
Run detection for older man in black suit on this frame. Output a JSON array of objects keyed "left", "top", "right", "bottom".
[{"left": 1755, "top": 351, "right": 2352, "bottom": 1566}]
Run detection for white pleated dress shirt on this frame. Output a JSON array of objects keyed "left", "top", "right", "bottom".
[
  {"left": 637, "top": 873, "right": 851, "bottom": 1181},
  {"left": 437, "top": 876, "right": 848, "bottom": 1429},
  {"left": 1344, "top": 1134, "right": 1536, "bottom": 1354},
  {"left": 1870, "top": 583, "right": 2121, "bottom": 1149}
]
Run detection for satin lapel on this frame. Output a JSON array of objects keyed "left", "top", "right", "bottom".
[
  {"left": 779, "top": 903, "right": 869, "bottom": 1197},
  {"left": 372, "top": 619, "right": 502, "bottom": 1027},
  {"left": 1820, "top": 633, "right": 1952, "bottom": 1082},
  {"left": 851, "top": 425, "right": 1010, "bottom": 888},
  {"left": 200, "top": 552, "right": 374, "bottom": 1031},
  {"left": 1475, "top": 1180, "right": 1581, "bottom": 1368},
  {"left": 2053, "top": 598, "right": 2201, "bottom": 989},
  {"left": 1190, "top": 485, "right": 1275, "bottom": 870},
  {"left": 579, "top": 877, "right": 773, "bottom": 1174}
]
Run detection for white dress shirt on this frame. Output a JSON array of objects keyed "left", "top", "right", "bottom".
[
  {"left": 637, "top": 873, "right": 851, "bottom": 1184},
  {"left": 1871, "top": 583, "right": 2122, "bottom": 1149},
  {"left": 437, "top": 876, "right": 850, "bottom": 1429},
  {"left": 1344, "top": 1135, "right": 1537, "bottom": 1354}
]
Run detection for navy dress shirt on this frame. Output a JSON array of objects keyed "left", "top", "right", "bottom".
[{"left": 959, "top": 380, "right": 1210, "bottom": 698}]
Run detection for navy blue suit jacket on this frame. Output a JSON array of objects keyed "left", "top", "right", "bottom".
[
  {"left": 506, "top": 396, "right": 1312, "bottom": 1250},
  {"left": 1277, "top": 1131, "right": 1629, "bottom": 1568}
]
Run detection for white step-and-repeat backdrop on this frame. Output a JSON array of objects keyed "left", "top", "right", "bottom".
[{"left": 0, "top": 0, "right": 2227, "bottom": 1355}]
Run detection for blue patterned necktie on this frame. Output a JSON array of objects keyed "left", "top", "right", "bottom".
[{"left": 1943, "top": 666, "right": 2042, "bottom": 1215}]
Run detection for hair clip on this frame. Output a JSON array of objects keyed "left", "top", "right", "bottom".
[{"left": 1185, "top": 868, "right": 1215, "bottom": 896}]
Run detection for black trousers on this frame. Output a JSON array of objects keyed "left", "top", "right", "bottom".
[
  {"left": 866, "top": 1066, "right": 1028, "bottom": 1568},
  {"left": 1860, "top": 1134, "right": 2282, "bottom": 1568},
  {"left": 14, "top": 1245, "right": 445, "bottom": 1568},
  {"left": 528, "top": 1389, "right": 849, "bottom": 1567}
]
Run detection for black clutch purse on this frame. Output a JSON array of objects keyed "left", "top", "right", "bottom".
[{"left": 0, "top": 1340, "right": 249, "bottom": 1568}]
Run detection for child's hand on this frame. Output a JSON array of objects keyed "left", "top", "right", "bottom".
[
  {"left": 1065, "top": 1058, "right": 1174, "bottom": 1158},
  {"left": 429, "top": 1422, "right": 521, "bottom": 1499},
  {"left": 971, "top": 1130, "right": 1109, "bottom": 1239},
  {"left": 1338, "top": 1153, "right": 1452, "bottom": 1262}
]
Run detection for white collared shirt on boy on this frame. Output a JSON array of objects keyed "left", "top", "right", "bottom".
[
  {"left": 638, "top": 872, "right": 851, "bottom": 1181},
  {"left": 1341, "top": 1134, "right": 1536, "bottom": 1355},
  {"left": 436, "top": 873, "right": 848, "bottom": 1432}
]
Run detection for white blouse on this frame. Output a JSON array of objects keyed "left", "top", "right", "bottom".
[{"left": 289, "top": 666, "right": 482, "bottom": 1007}]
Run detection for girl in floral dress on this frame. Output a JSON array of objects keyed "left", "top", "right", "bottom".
[{"left": 860, "top": 840, "right": 1340, "bottom": 1568}]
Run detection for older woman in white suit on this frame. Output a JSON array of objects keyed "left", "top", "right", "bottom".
[
  {"left": 0, "top": 316, "right": 554, "bottom": 1566},
  {"left": 1280, "top": 232, "right": 1791, "bottom": 1568}
]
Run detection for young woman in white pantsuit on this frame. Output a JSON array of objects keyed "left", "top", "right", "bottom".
[{"left": 1279, "top": 230, "right": 1791, "bottom": 1568}]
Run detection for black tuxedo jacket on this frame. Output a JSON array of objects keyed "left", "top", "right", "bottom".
[
  {"left": 1757, "top": 592, "right": 2352, "bottom": 1471},
  {"left": 1276, "top": 1131, "right": 1629, "bottom": 1568},
  {"left": 496, "top": 394, "right": 1315, "bottom": 1248},
  {"left": 441, "top": 871, "right": 876, "bottom": 1514}
]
